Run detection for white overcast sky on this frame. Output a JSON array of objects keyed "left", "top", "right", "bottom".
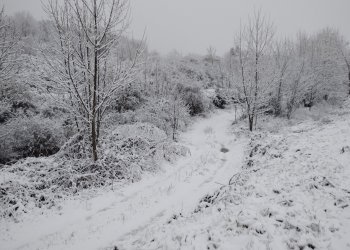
[{"left": 1, "top": 0, "right": 350, "bottom": 55}]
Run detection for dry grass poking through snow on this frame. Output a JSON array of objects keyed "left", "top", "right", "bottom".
[{"left": 117, "top": 106, "right": 350, "bottom": 250}]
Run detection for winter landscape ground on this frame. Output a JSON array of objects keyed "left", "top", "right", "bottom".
[
  {"left": 1, "top": 104, "right": 350, "bottom": 250},
  {"left": 115, "top": 105, "right": 350, "bottom": 250}
]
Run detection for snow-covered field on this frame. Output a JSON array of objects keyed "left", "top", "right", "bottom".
[
  {"left": 115, "top": 108, "right": 350, "bottom": 250},
  {"left": 1, "top": 107, "right": 350, "bottom": 250},
  {"left": 0, "top": 109, "right": 246, "bottom": 250}
]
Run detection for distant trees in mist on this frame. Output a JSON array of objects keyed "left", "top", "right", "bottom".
[{"left": 226, "top": 10, "right": 350, "bottom": 130}]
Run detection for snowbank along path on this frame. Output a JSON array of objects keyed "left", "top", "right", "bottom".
[{"left": 1, "top": 109, "right": 245, "bottom": 250}]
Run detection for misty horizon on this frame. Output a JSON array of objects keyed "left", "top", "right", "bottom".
[{"left": 1, "top": 0, "right": 350, "bottom": 56}]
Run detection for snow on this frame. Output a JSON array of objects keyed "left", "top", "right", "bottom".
[
  {"left": 1, "top": 107, "right": 350, "bottom": 250},
  {"left": 113, "top": 108, "right": 350, "bottom": 250},
  {"left": 0, "top": 109, "right": 245, "bottom": 250}
]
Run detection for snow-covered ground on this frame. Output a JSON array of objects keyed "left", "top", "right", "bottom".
[
  {"left": 2, "top": 107, "right": 350, "bottom": 250},
  {"left": 0, "top": 109, "right": 246, "bottom": 250},
  {"left": 114, "top": 108, "right": 350, "bottom": 250}
]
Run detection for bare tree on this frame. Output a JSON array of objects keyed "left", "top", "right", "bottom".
[
  {"left": 342, "top": 49, "right": 350, "bottom": 95},
  {"left": 169, "top": 94, "right": 189, "bottom": 141},
  {"left": 205, "top": 46, "right": 226, "bottom": 87},
  {"left": 206, "top": 46, "right": 217, "bottom": 65},
  {"left": 272, "top": 39, "right": 293, "bottom": 116},
  {"left": 12, "top": 11, "right": 38, "bottom": 38},
  {"left": 285, "top": 33, "right": 312, "bottom": 118},
  {"left": 335, "top": 35, "right": 350, "bottom": 95},
  {"left": 285, "top": 60, "right": 305, "bottom": 119},
  {"left": 42, "top": 0, "right": 143, "bottom": 161},
  {"left": 0, "top": 7, "right": 19, "bottom": 83},
  {"left": 310, "top": 28, "right": 345, "bottom": 102},
  {"left": 234, "top": 10, "right": 275, "bottom": 131}
]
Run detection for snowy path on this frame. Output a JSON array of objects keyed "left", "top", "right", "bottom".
[
  {"left": 1, "top": 109, "right": 245, "bottom": 250},
  {"left": 118, "top": 111, "right": 350, "bottom": 250}
]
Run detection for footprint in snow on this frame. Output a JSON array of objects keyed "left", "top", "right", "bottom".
[{"left": 220, "top": 147, "right": 229, "bottom": 153}]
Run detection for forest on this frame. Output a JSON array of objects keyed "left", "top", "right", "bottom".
[{"left": 1, "top": 0, "right": 350, "bottom": 249}]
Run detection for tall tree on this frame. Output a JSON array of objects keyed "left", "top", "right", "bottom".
[
  {"left": 0, "top": 7, "right": 19, "bottom": 83},
  {"left": 234, "top": 10, "right": 275, "bottom": 131},
  {"left": 42, "top": 0, "right": 143, "bottom": 161},
  {"left": 285, "top": 33, "right": 314, "bottom": 118},
  {"left": 311, "top": 28, "right": 345, "bottom": 101},
  {"left": 272, "top": 39, "right": 293, "bottom": 116},
  {"left": 12, "top": 12, "right": 38, "bottom": 38},
  {"left": 334, "top": 34, "right": 350, "bottom": 95}
]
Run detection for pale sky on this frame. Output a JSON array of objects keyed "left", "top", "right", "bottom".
[{"left": 1, "top": 0, "right": 350, "bottom": 55}]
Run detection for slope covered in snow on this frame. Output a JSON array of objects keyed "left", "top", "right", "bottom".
[
  {"left": 115, "top": 107, "right": 350, "bottom": 250},
  {"left": 0, "top": 109, "right": 246, "bottom": 250},
  {"left": 2, "top": 106, "right": 350, "bottom": 250}
]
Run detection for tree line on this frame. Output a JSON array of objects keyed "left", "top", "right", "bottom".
[{"left": 224, "top": 10, "right": 350, "bottom": 131}]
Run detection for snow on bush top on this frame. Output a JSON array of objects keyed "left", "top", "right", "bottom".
[{"left": 107, "top": 122, "right": 167, "bottom": 143}]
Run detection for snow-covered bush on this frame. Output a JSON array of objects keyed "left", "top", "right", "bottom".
[
  {"left": 56, "top": 133, "right": 90, "bottom": 159},
  {"left": 113, "top": 84, "right": 144, "bottom": 112},
  {"left": 176, "top": 84, "right": 208, "bottom": 116},
  {"left": 98, "top": 122, "right": 185, "bottom": 179},
  {"left": 0, "top": 116, "right": 64, "bottom": 163},
  {"left": 104, "top": 110, "right": 138, "bottom": 128},
  {"left": 136, "top": 97, "right": 190, "bottom": 140},
  {"left": 0, "top": 122, "right": 189, "bottom": 219},
  {"left": 204, "top": 88, "right": 235, "bottom": 109},
  {"left": 0, "top": 100, "right": 12, "bottom": 124},
  {"left": 212, "top": 94, "right": 227, "bottom": 109}
]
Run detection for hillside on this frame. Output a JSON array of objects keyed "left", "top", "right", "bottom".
[
  {"left": 1, "top": 105, "right": 350, "bottom": 250},
  {"left": 116, "top": 106, "right": 350, "bottom": 250}
]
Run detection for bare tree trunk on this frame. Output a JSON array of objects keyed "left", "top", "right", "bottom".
[
  {"left": 172, "top": 102, "right": 176, "bottom": 141},
  {"left": 91, "top": 0, "right": 98, "bottom": 161},
  {"left": 234, "top": 105, "right": 237, "bottom": 122},
  {"left": 91, "top": 115, "right": 98, "bottom": 161},
  {"left": 248, "top": 115, "right": 254, "bottom": 131},
  {"left": 348, "top": 70, "right": 350, "bottom": 95},
  {"left": 254, "top": 114, "right": 258, "bottom": 130},
  {"left": 275, "top": 79, "right": 282, "bottom": 116}
]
